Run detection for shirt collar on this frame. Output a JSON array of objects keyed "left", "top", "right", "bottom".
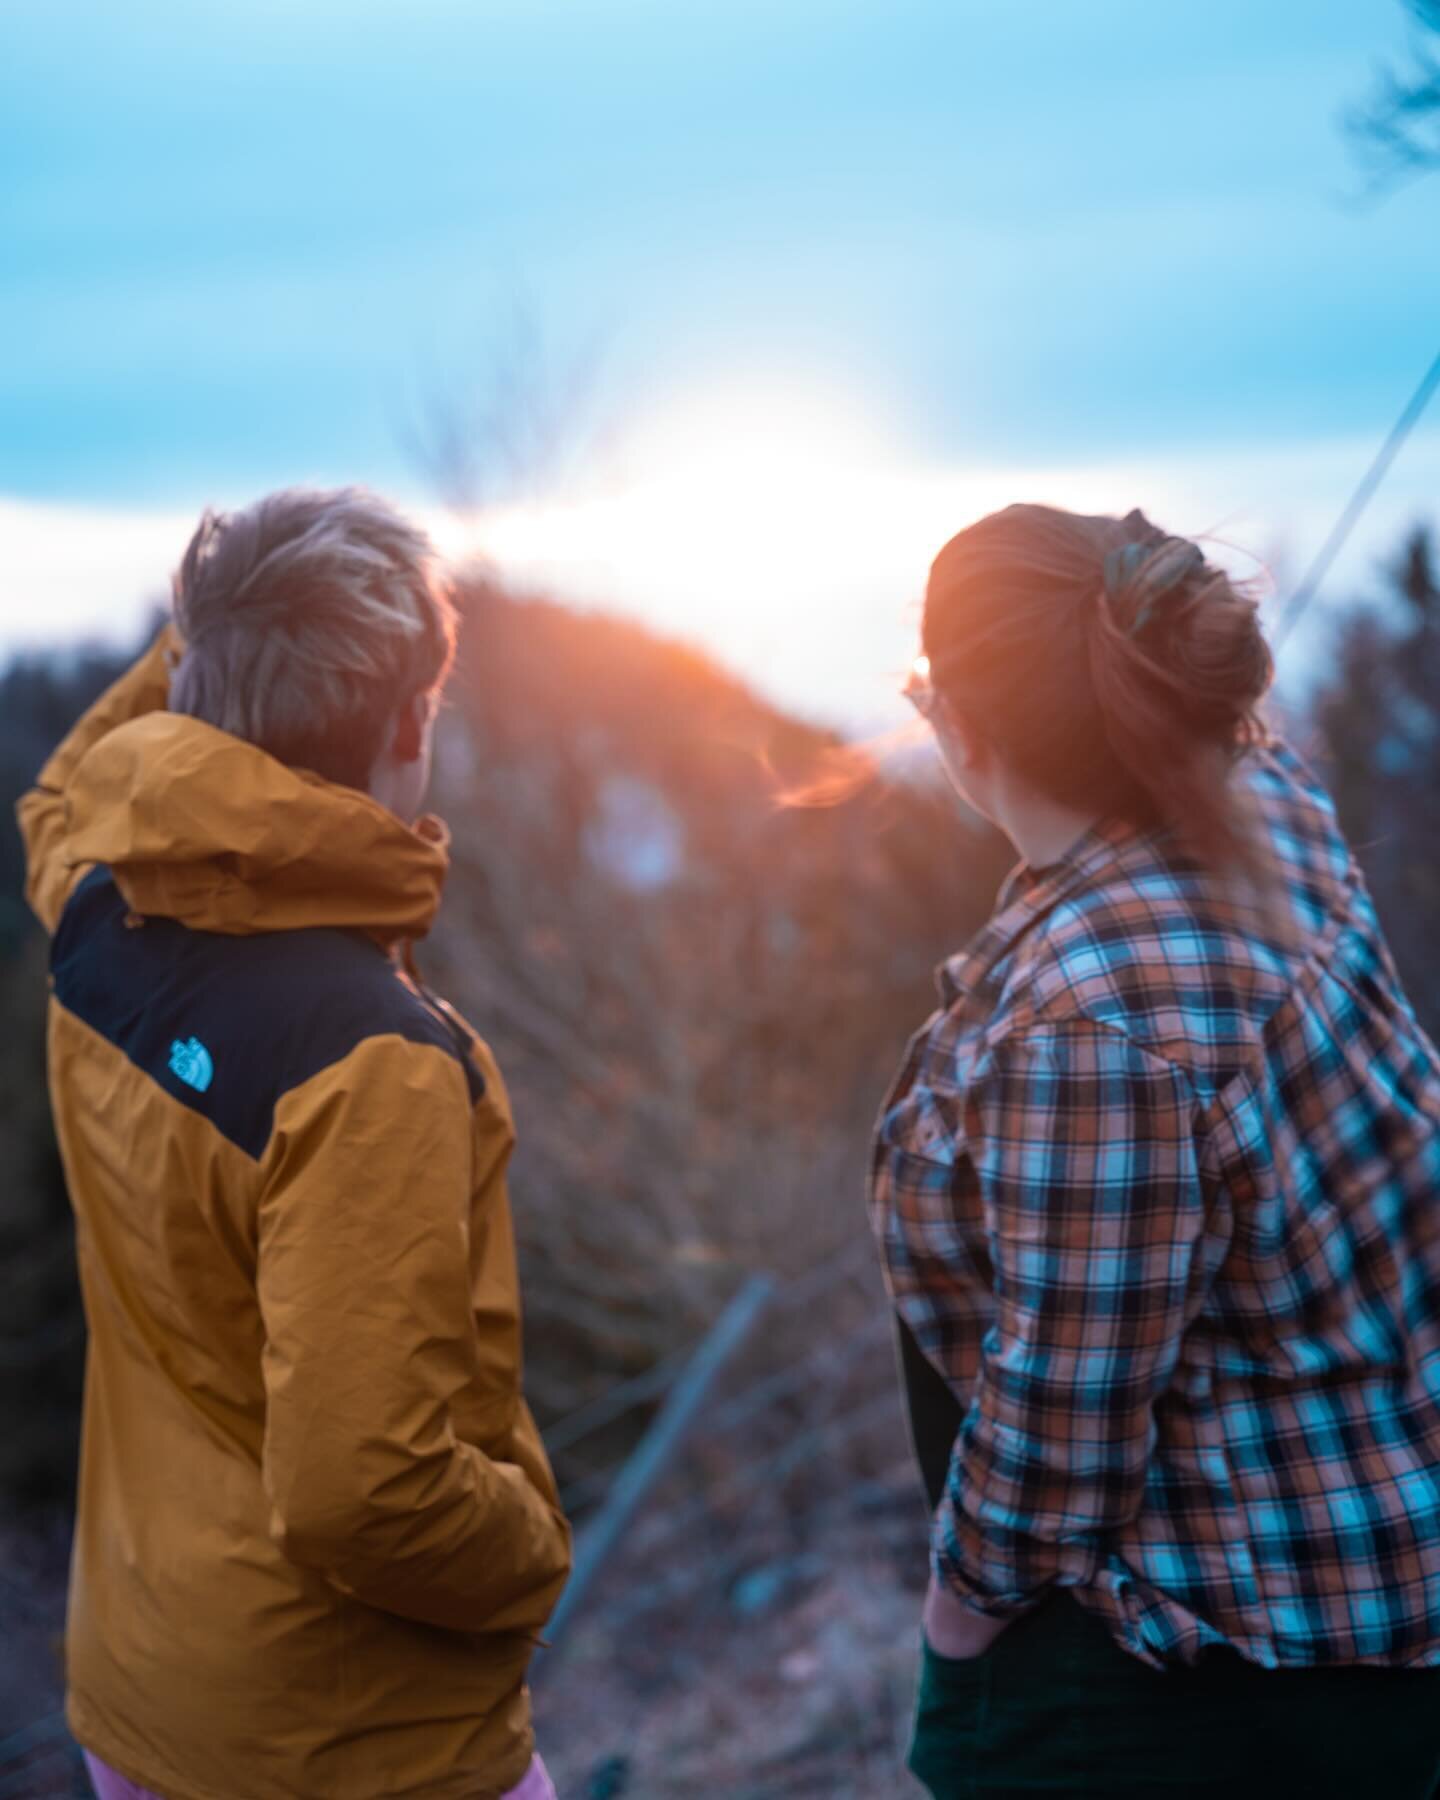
[{"left": 938, "top": 812, "right": 1149, "bottom": 1010}]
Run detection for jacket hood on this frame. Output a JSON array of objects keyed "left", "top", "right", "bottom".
[{"left": 62, "top": 712, "right": 449, "bottom": 938}]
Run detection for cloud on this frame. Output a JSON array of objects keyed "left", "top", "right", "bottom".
[{"left": 2, "top": 427, "right": 1434, "bottom": 727}]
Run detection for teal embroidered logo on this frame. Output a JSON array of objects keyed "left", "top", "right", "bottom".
[{"left": 169, "top": 1037, "right": 214, "bottom": 1093}]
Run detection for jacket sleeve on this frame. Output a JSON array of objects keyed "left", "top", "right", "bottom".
[
  {"left": 932, "top": 1024, "right": 1208, "bottom": 1617},
  {"left": 257, "top": 1032, "right": 571, "bottom": 1636},
  {"left": 15, "top": 628, "right": 175, "bottom": 934}
]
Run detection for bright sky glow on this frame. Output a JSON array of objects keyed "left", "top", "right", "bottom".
[
  {"left": 3, "top": 0, "right": 1437, "bottom": 724},
  {"left": 10, "top": 407, "right": 1437, "bottom": 729}
]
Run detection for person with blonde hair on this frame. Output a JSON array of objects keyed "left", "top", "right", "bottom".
[
  {"left": 19, "top": 487, "right": 570, "bottom": 1800},
  {"left": 875, "top": 503, "right": 1440, "bottom": 1797}
]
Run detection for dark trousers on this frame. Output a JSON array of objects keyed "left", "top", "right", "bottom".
[{"left": 910, "top": 1591, "right": 1440, "bottom": 1799}]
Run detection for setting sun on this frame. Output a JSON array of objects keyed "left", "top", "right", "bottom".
[
  {"left": 450, "top": 381, "right": 1246, "bottom": 728},
  {"left": 457, "top": 381, "right": 1007, "bottom": 726}
]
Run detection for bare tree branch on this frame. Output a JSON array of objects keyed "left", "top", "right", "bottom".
[
  {"left": 398, "top": 295, "right": 611, "bottom": 515},
  {"left": 1346, "top": 2, "right": 1440, "bottom": 191}
]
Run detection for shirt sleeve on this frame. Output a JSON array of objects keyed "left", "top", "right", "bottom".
[
  {"left": 258, "top": 1033, "right": 571, "bottom": 1637},
  {"left": 932, "top": 1023, "right": 1207, "bottom": 1617}
]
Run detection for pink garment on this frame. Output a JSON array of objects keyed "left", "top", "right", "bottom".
[
  {"left": 504, "top": 1756, "right": 558, "bottom": 1799},
  {"left": 84, "top": 1748, "right": 557, "bottom": 1799},
  {"left": 83, "top": 1752, "right": 159, "bottom": 1800}
]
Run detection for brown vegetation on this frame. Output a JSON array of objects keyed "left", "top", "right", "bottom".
[{"left": 2, "top": 530, "right": 1438, "bottom": 1793}]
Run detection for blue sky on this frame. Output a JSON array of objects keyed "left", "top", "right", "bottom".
[{"left": 3, "top": 0, "right": 1437, "bottom": 719}]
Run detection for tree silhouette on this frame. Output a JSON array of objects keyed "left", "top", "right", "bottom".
[
  {"left": 1311, "top": 525, "right": 1440, "bottom": 1033},
  {"left": 1349, "top": 2, "right": 1440, "bottom": 186}
]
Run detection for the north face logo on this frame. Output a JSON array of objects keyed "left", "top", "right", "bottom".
[{"left": 169, "top": 1037, "right": 214, "bottom": 1093}]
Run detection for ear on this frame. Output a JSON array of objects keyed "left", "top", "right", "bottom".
[
  {"left": 934, "top": 702, "right": 990, "bottom": 775},
  {"left": 390, "top": 692, "right": 428, "bottom": 765}
]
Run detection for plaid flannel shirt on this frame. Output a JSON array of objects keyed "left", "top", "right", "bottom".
[{"left": 871, "top": 740, "right": 1440, "bottom": 1668}]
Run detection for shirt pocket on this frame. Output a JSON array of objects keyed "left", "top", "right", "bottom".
[
  {"left": 878, "top": 1082, "right": 967, "bottom": 1167},
  {"left": 874, "top": 1084, "right": 995, "bottom": 1304}
]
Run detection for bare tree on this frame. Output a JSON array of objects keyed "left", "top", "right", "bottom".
[
  {"left": 1348, "top": 1, "right": 1440, "bottom": 187},
  {"left": 399, "top": 295, "right": 613, "bottom": 514}
]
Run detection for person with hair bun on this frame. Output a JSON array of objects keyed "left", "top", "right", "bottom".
[
  {"left": 18, "top": 488, "right": 569, "bottom": 1800},
  {"left": 874, "top": 504, "right": 1440, "bottom": 1797}
]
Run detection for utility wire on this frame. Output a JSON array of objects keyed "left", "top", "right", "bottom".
[{"left": 1273, "top": 346, "right": 1440, "bottom": 653}]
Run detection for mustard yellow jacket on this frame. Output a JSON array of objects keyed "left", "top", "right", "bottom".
[{"left": 17, "top": 636, "right": 571, "bottom": 1800}]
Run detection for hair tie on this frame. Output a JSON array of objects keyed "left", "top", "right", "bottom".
[{"left": 1103, "top": 537, "right": 1205, "bottom": 637}]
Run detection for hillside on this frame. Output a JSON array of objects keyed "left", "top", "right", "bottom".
[{"left": 425, "top": 579, "right": 1011, "bottom": 1451}]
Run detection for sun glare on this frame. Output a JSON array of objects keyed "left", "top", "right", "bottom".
[
  {"left": 423, "top": 383, "right": 1316, "bottom": 733},
  {"left": 462, "top": 381, "right": 999, "bottom": 727}
]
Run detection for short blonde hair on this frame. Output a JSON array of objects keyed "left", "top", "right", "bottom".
[{"left": 168, "top": 487, "right": 457, "bottom": 789}]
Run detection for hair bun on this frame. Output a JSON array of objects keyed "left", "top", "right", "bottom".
[{"left": 1103, "top": 536, "right": 1207, "bottom": 639}]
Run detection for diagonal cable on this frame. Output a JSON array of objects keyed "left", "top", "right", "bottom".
[{"left": 1272, "top": 346, "right": 1440, "bottom": 653}]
